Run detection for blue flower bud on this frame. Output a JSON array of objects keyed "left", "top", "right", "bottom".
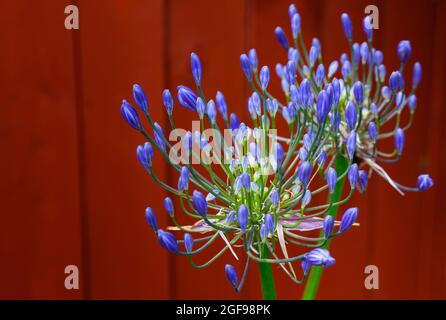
[
  {"left": 353, "top": 81, "right": 364, "bottom": 105},
  {"left": 270, "top": 189, "right": 280, "bottom": 206},
  {"left": 151, "top": 122, "right": 165, "bottom": 151},
  {"left": 184, "top": 233, "right": 194, "bottom": 253},
  {"left": 301, "top": 258, "right": 311, "bottom": 274},
  {"left": 240, "top": 54, "right": 252, "bottom": 80},
  {"left": 207, "top": 100, "right": 217, "bottom": 124},
  {"left": 332, "top": 78, "right": 340, "bottom": 104},
  {"left": 302, "top": 190, "right": 312, "bottom": 207},
  {"left": 323, "top": 215, "right": 334, "bottom": 239},
  {"left": 260, "top": 224, "right": 268, "bottom": 240},
  {"left": 288, "top": 48, "right": 300, "bottom": 65},
  {"left": 305, "top": 248, "right": 336, "bottom": 268},
  {"left": 274, "top": 26, "right": 289, "bottom": 50},
  {"left": 178, "top": 177, "right": 188, "bottom": 191},
  {"left": 298, "top": 147, "right": 308, "bottom": 161},
  {"left": 362, "top": 16, "right": 373, "bottom": 40},
  {"left": 274, "top": 142, "right": 284, "bottom": 167},
  {"left": 417, "top": 174, "right": 433, "bottom": 191},
  {"left": 190, "top": 52, "right": 202, "bottom": 84},
  {"left": 316, "top": 90, "right": 330, "bottom": 123},
  {"left": 346, "top": 130, "right": 356, "bottom": 160},
  {"left": 157, "top": 230, "right": 179, "bottom": 253},
  {"left": 389, "top": 71, "right": 402, "bottom": 92},
  {"left": 408, "top": 94, "right": 417, "bottom": 113},
  {"left": 241, "top": 172, "right": 251, "bottom": 191},
  {"left": 368, "top": 121, "right": 378, "bottom": 141},
  {"left": 121, "top": 100, "right": 142, "bottom": 130},
  {"left": 341, "top": 13, "right": 353, "bottom": 40},
  {"left": 225, "top": 264, "right": 238, "bottom": 290},
  {"left": 237, "top": 204, "right": 249, "bottom": 232},
  {"left": 342, "top": 61, "right": 351, "bottom": 80},
  {"left": 370, "top": 102, "right": 378, "bottom": 116},
  {"left": 309, "top": 46, "right": 318, "bottom": 67},
  {"left": 286, "top": 60, "right": 296, "bottom": 84},
  {"left": 248, "top": 49, "right": 258, "bottom": 70},
  {"left": 358, "top": 170, "right": 368, "bottom": 193},
  {"left": 195, "top": 97, "right": 206, "bottom": 119},
  {"left": 345, "top": 100, "right": 357, "bottom": 131},
  {"left": 265, "top": 213, "right": 274, "bottom": 233},
  {"left": 192, "top": 190, "right": 207, "bottom": 217},
  {"left": 315, "top": 64, "right": 325, "bottom": 87},
  {"left": 298, "top": 161, "right": 312, "bottom": 185},
  {"left": 394, "top": 128, "right": 405, "bottom": 155},
  {"left": 183, "top": 131, "right": 192, "bottom": 151},
  {"left": 216, "top": 91, "right": 228, "bottom": 119},
  {"left": 348, "top": 163, "right": 359, "bottom": 189},
  {"left": 163, "top": 197, "right": 174, "bottom": 217},
  {"left": 330, "top": 112, "right": 341, "bottom": 133},
  {"left": 381, "top": 86, "right": 391, "bottom": 100},
  {"left": 291, "top": 13, "right": 301, "bottom": 39},
  {"left": 288, "top": 3, "right": 298, "bottom": 18},
  {"left": 378, "top": 64, "right": 386, "bottom": 83},
  {"left": 226, "top": 211, "right": 236, "bottom": 224},
  {"left": 360, "top": 42, "right": 369, "bottom": 65},
  {"left": 339, "top": 207, "right": 358, "bottom": 233},
  {"left": 340, "top": 53, "right": 348, "bottom": 64},
  {"left": 266, "top": 98, "right": 279, "bottom": 117},
  {"left": 230, "top": 113, "right": 240, "bottom": 130},
  {"left": 145, "top": 207, "right": 158, "bottom": 231},
  {"left": 374, "top": 50, "right": 384, "bottom": 65},
  {"left": 162, "top": 89, "right": 174, "bottom": 114},
  {"left": 412, "top": 62, "right": 422, "bottom": 88},
  {"left": 177, "top": 85, "right": 197, "bottom": 110},
  {"left": 328, "top": 61, "right": 338, "bottom": 78},
  {"left": 397, "top": 40, "right": 412, "bottom": 64},
  {"left": 136, "top": 142, "right": 154, "bottom": 169},
  {"left": 260, "top": 66, "right": 270, "bottom": 90},
  {"left": 318, "top": 150, "right": 327, "bottom": 166},
  {"left": 132, "top": 84, "right": 149, "bottom": 113},
  {"left": 326, "top": 167, "right": 337, "bottom": 194},
  {"left": 352, "top": 43, "right": 360, "bottom": 66}
]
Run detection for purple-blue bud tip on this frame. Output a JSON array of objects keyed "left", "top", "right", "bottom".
[
  {"left": 190, "top": 52, "right": 202, "bottom": 84},
  {"left": 225, "top": 264, "right": 239, "bottom": 290},
  {"left": 145, "top": 207, "right": 158, "bottom": 231},
  {"left": 132, "top": 84, "right": 149, "bottom": 113},
  {"left": 184, "top": 233, "right": 194, "bottom": 253},
  {"left": 120, "top": 99, "right": 142, "bottom": 131},
  {"left": 339, "top": 207, "right": 359, "bottom": 233},
  {"left": 237, "top": 204, "right": 249, "bottom": 232},
  {"left": 323, "top": 215, "right": 334, "bottom": 239},
  {"left": 417, "top": 174, "right": 433, "bottom": 192},
  {"left": 157, "top": 230, "right": 179, "bottom": 253},
  {"left": 192, "top": 190, "right": 208, "bottom": 217},
  {"left": 163, "top": 197, "right": 174, "bottom": 217}
]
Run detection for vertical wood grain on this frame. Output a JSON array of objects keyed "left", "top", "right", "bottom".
[
  {"left": 75, "top": 0, "right": 169, "bottom": 299},
  {"left": 0, "top": 1, "right": 83, "bottom": 299}
]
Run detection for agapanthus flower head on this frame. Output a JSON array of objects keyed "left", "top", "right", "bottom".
[{"left": 122, "top": 3, "right": 433, "bottom": 293}]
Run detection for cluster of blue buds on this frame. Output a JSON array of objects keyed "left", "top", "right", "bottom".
[{"left": 122, "top": 4, "right": 434, "bottom": 292}]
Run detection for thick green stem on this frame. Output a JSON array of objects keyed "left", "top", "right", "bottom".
[
  {"left": 302, "top": 155, "right": 349, "bottom": 300},
  {"left": 258, "top": 243, "right": 277, "bottom": 300}
]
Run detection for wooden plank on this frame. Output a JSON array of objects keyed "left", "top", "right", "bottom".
[
  {"left": 76, "top": 0, "right": 169, "bottom": 298},
  {"left": 366, "top": 0, "right": 437, "bottom": 299},
  {"left": 167, "top": 0, "right": 248, "bottom": 299},
  {"left": 423, "top": 0, "right": 446, "bottom": 299},
  {"left": 0, "top": 1, "right": 83, "bottom": 298}
]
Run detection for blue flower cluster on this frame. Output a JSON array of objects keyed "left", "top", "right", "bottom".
[{"left": 121, "top": 3, "right": 434, "bottom": 292}]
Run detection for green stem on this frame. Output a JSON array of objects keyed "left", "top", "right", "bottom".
[
  {"left": 302, "top": 155, "right": 349, "bottom": 300},
  {"left": 258, "top": 243, "right": 277, "bottom": 300}
]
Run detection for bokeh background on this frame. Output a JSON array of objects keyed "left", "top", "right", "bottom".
[{"left": 1, "top": 0, "right": 445, "bottom": 299}]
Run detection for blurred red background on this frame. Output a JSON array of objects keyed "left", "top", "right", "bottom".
[{"left": 0, "top": 0, "right": 445, "bottom": 299}]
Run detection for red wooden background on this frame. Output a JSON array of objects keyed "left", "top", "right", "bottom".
[{"left": 0, "top": 0, "right": 444, "bottom": 299}]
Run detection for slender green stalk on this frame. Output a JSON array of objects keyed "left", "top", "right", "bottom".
[
  {"left": 302, "top": 155, "right": 348, "bottom": 300},
  {"left": 258, "top": 243, "right": 277, "bottom": 300}
]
